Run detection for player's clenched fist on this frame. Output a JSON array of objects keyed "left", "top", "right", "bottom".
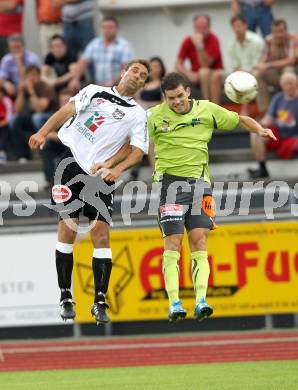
[{"left": 29, "top": 133, "right": 46, "bottom": 150}]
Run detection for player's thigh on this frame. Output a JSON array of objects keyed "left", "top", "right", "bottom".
[
  {"left": 185, "top": 193, "right": 216, "bottom": 233},
  {"left": 83, "top": 181, "right": 114, "bottom": 225},
  {"left": 51, "top": 149, "right": 84, "bottom": 220}
]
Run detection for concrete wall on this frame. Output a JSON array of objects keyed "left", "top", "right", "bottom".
[{"left": 24, "top": 0, "right": 298, "bottom": 72}]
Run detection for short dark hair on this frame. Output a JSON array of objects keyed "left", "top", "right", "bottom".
[
  {"left": 102, "top": 15, "right": 119, "bottom": 27},
  {"left": 25, "top": 65, "right": 41, "bottom": 75},
  {"left": 230, "top": 14, "right": 247, "bottom": 25},
  {"left": 124, "top": 59, "right": 151, "bottom": 74},
  {"left": 49, "top": 34, "right": 66, "bottom": 44},
  {"left": 272, "top": 19, "right": 287, "bottom": 29},
  {"left": 161, "top": 72, "right": 190, "bottom": 94}
]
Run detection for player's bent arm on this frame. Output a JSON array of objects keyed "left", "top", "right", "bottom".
[
  {"left": 96, "top": 146, "right": 144, "bottom": 182},
  {"left": 238, "top": 115, "right": 277, "bottom": 140},
  {"left": 114, "top": 146, "right": 144, "bottom": 174},
  {"left": 28, "top": 101, "right": 76, "bottom": 150},
  {"left": 90, "top": 143, "right": 131, "bottom": 174}
]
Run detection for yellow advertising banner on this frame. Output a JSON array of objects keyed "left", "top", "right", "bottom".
[{"left": 73, "top": 221, "right": 298, "bottom": 322}]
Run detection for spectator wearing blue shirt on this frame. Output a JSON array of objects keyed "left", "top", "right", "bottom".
[
  {"left": 69, "top": 15, "right": 135, "bottom": 91},
  {"left": 0, "top": 34, "right": 40, "bottom": 97},
  {"left": 249, "top": 73, "right": 298, "bottom": 178}
]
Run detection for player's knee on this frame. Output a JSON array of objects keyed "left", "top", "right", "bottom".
[
  {"left": 165, "top": 234, "right": 183, "bottom": 252},
  {"left": 58, "top": 220, "right": 77, "bottom": 243},
  {"left": 90, "top": 226, "right": 109, "bottom": 248}
]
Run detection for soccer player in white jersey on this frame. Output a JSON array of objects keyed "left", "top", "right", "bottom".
[{"left": 29, "top": 60, "right": 150, "bottom": 325}]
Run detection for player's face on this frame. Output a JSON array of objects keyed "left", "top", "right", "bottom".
[
  {"left": 164, "top": 85, "right": 191, "bottom": 114},
  {"left": 121, "top": 63, "right": 149, "bottom": 94}
]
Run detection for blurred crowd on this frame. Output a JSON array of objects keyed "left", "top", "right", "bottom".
[{"left": 0, "top": 0, "right": 298, "bottom": 183}]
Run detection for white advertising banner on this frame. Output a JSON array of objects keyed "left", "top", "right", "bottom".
[{"left": 0, "top": 232, "right": 62, "bottom": 327}]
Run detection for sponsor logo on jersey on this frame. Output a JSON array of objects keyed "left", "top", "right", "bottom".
[
  {"left": 112, "top": 108, "right": 125, "bottom": 120},
  {"left": 84, "top": 112, "right": 105, "bottom": 132},
  {"left": 52, "top": 185, "right": 72, "bottom": 203},
  {"left": 161, "top": 118, "right": 171, "bottom": 132},
  {"left": 191, "top": 118, "right": 201, "bottom": 127},
  {"left": 160, "top": 204, "right": 183, "bottom": 217}
]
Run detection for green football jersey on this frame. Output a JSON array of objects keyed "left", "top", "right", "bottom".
[{"left": 148, "top": 99, "right": 239, "bottom": 183}]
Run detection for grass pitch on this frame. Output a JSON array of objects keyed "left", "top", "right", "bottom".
[{"left": 1, "top": 360, "right": 297, "bottom": 390}]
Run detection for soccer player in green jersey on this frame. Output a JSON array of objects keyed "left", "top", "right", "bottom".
[{"left": 147, "top": 72, "right": 276, "bottom": 322}]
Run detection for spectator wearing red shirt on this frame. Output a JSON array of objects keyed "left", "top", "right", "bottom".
[
  {"left": 176, "top": 15, "right": 224, "bottom": 104},
  {"left": 0, "top": 0, "right": 24, "bottom": 59}
]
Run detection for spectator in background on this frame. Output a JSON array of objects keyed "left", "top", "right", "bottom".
[
  {"left": 36, "top": 0, "right": 63, "bottom": 58},
  {"left": 249, "top": 73, "right": 298, "bottom": 178},
  {"left": 69, "top": 15, "right": 134, "bottom": 90},
  {"left": 176, "top": 15, "right": 223, "bottom": 104},
  {"left": 231, "top": 0, "right": 274, "bottom": 38},
  {"left": 0, "top": 86, "right": 13, "bottom": 165},
  {"left": 0, "top": 34, "right": 40, "bottom": 97},
  {"left": 229, "top": 14, "right": 264, "bottom": 114},
  {"left": 137, "top": 56, "right": 166, "bottom": 109},
  {"left": 42, "top": 34, "right": 77, "bottom": 93},
  {"left": 40, "top": 88, "right": 69, "bottom": 189},
  {"left": 131, "top": 56, "right": 166, "bottom": 181},
  {"left": 56, "top": 0, "right": 96, "bottom": 59},
  {"left": 0, "top": 0, "right": 24, "bottom": 59},
  {"left": 11, "top": 65, "right": 56, "bottom": 163},
  {"left": 255, "top": 19, "right": 297, "bottom": 113}
]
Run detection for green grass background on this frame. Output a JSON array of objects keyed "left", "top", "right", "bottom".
[{"left": 1, "top": 360, "right": 297, "bottom": 390}]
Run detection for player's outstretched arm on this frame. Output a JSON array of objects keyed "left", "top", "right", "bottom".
[
  {"left": 93, "top": 146, "right": 144, "bottom": 182},
  {"left": 238, "top": 115, "right": 277, "bottom": 141},
  {"left": 28, "top": 101, "right": 76, "bottom": 151}
]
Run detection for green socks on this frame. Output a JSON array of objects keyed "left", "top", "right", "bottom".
[
  {"left": 163, "top": 250, "right": 180, "bottom": 304},
  {"left": 191, "top": 251, "right": 210, "bottom": 303}
]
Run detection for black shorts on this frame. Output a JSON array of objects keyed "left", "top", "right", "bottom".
[
  {"left": 51, "top": 148, "right": 114, "bottom": 223},
  {"left": 157, "top": 174, "right": 216, "bottom": 237}
]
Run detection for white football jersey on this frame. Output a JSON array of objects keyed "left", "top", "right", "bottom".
[{"left": 58, "top": 84, "right": 148, "bottom": 174}]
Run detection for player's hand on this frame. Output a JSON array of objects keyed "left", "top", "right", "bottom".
[
  {"left": 258, "top": 128, "right": 277, "bottom": 141},
  {"left": 96, "top": 167, "right": 122, "bottom": 182},
  {"left": 28, "top": 133, "right": 46, "bottom": 150},
  {"left": 90, "top": 161, "right": 113, "bottom": 175}
]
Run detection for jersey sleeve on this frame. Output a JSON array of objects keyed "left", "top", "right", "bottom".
[
  {"left": 69, "top": 84, "right": 99, "bottom": 114},
  {"left": 207, "top": 101, "right": 239, "bottom": 131},
  {"left": 129, "top": 109, "right": 149, "bottom": 154}
]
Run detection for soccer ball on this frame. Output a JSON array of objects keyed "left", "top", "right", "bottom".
[{"left": 224, "top": 71, "right": 258, "bottom": 104}]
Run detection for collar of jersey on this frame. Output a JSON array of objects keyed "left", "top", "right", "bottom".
[{"left": 111, "top": 86, "right": 134, "bottom": 101}]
